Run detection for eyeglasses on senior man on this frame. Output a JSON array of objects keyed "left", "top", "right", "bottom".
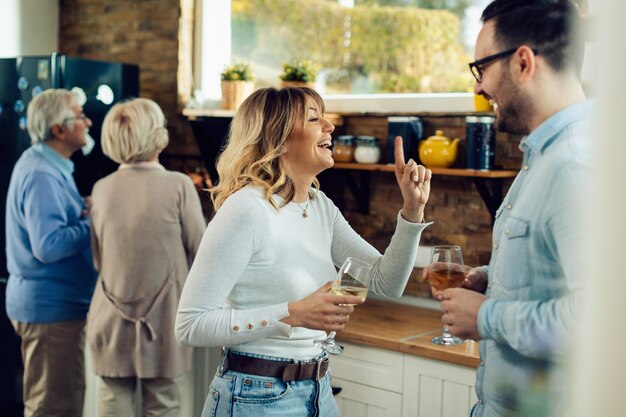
[
  {"left": 469, "top": 47, "right": 539, "bottom": 83},
  {"left": 64, "top": 113, "right": 90, "bottom": 123}
]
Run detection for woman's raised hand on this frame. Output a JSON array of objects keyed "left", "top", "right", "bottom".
[{"left": 394, "top": 136, "right": 431, "bottom": 223}]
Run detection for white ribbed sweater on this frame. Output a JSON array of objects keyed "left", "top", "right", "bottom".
[{"left": 176, "top": 186, "right": 430, "bottom": 360}]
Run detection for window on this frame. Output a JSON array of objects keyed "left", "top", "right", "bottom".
[{"left": 192, "top": 0, "right": 491, "bottom": 112}]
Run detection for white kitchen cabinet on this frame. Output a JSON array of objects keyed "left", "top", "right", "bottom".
[
  {"left": 333, "top": 377, "right": 403, "bottom": 417},
  {"left": 330, "top": 343, "right": 405, "bottom": 416},
  {"left": 331, "top": 342, "right": 477, "bottom": 417},
  {"left": 402, "top": 355, "right": 477, "bottom": 417}
]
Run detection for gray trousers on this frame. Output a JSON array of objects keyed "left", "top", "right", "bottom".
[
  {"left": 98, "top": 375, "right": 184, "bottom": 417},
  {"left": 12, "top": 319, "right": 86, "bottom": 417}
]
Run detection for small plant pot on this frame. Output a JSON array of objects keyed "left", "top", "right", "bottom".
[
  {"left": 220, "top": 80, "right": 254, "bottom": 110},
  {"left": 280, "top": 81, "right": 315, "bottom": 89}
]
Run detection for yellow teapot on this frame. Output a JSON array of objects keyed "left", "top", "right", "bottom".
[{"left": 418, "top": 130, "right": 460, "bottom": 168}]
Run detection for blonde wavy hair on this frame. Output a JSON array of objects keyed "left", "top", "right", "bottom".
[
  {"left": 211, "top": 87, "right": 325, "bottom": 211},
  {"left": 101, "top": 98, "right": 169, "bottom": 164}
]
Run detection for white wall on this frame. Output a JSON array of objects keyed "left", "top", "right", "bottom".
[
  {"left": 0, "top": 0, "right": 58, "bottom": 57},
  {"left": 573, "top": 0, "right": 626, "bottom": 416}
]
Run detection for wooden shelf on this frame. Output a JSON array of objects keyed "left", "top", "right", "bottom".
[
  {"left": 333, "top": 162, "right": 517, "bottom": 178},
  {"left": 328, "top": 163, "right": 518, "bottom": 223},
  {"left": 182, "top": 113, "right": 518, "bottom": 223}
]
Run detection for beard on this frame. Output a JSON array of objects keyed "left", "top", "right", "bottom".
[
  {"left": 494, "top": 69, "right": 533, "bottom": 136},
  {"left": 82, "top": 131, "right": 95, "bottom": 155}
]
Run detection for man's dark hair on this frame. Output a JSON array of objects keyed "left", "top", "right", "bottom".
[{"left": 481, "top": 0, "right": 584, "bottom": 75}]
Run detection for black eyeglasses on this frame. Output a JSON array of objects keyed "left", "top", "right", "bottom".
[{"left": 469, "top": 47, "right": 539, "bottom": 83}]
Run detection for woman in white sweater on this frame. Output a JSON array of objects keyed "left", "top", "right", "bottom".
[{"left": 176, "top": 87, "right": 432, "bottom": 417}]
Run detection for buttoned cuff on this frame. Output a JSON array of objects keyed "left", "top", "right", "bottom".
[{"left": 229, "top": 302, "right": 292, "bottom": 337}]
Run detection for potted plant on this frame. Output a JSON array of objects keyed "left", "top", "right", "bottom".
[
  {"left": 220, "top": 63, "right": 254, "bottom": 110},
  {"left": 279, "top": 60, "right": 318, "bottom": 89}
]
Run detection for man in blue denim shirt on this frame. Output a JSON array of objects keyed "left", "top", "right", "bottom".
[
  {"left": 5, "top": 89, "right": 97, "bottom": 417},
  {"left": 438, "top": 1, "right": 591, "bottom": 416}
]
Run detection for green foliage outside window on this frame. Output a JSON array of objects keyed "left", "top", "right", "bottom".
[
  {"left": 355, "top": 0, "right": 473, "bottom": 20},
  {"left": 232, "top": 0, "right": 474, "bottom": 93}
]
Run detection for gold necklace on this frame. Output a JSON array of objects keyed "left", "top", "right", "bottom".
[{"left": 294, "top": 199, "right": 310, "bottom": 218}]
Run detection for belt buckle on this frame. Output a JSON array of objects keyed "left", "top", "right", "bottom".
[
  {"left": 315, "top": 357, "right": 325, "bottom": 381},
  {"left": 219, "top": 347, "right": 228, "bottom": 375}
]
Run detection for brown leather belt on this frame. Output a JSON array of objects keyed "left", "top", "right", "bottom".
[{"left": 223, "top": 351, "right": 329, "bottom": 381}]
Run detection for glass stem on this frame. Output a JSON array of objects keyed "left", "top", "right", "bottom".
[
  {"left": 327, "top": 331, "right": 337, "bottom": 341},
  {"left": 443, "top": 325, "right": 452, "bottom": 338}
]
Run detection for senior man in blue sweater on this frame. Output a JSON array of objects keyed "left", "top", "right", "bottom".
[{"left": 5, "top": 88, "right": 97, "bottom": 417}]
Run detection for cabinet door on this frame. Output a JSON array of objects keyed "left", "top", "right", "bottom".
[
  {"left": 331, "top": 342, "right": 404, "bottom": 393},
  {"left": 333, "top": 377, "right": 402, "bottom": 417},
  {"left": 402, "top": 356, "right": 477, "bottom": 417}
]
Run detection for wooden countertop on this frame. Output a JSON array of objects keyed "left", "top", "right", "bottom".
[{"left": 335, "top": 299, "right": 480, "bottom": 368}]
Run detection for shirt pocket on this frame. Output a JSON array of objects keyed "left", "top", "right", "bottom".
[{"left": 496, "top": 216, "right": 531, "bottom": 290}]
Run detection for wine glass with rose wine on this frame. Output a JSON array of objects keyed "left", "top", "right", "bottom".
[
  {"left": 314, "top": 257, "right": 371, "bottom": 355},
  {"left": 428, "top": 245, "right": 466, "bottom": 345}
]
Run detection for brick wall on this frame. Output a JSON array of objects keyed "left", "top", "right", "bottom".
[
  {"left": 59, "top": 0, "right": 200, "bottom": 158},
  {"left": 324, "top": 114, "right": 522, "bottom": 297}
]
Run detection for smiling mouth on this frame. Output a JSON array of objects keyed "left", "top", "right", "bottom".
[
  {"left": 483, "top": 95, "right": 498, "bottom": 112},
  {"left": 317, "top": 139, "right": 332, "bottom": 149}
]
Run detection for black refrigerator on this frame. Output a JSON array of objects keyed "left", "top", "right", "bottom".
[{"left": 0, "top": 54, "right": 139, "bottom": 416}]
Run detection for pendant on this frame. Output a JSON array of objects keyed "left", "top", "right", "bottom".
[{"left": 302, "top": 210, "right": 308, "bottom": 218}]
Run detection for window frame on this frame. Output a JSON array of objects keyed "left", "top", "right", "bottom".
[{"left": 191, "top": 0, "right": 476, "bottom": 113}]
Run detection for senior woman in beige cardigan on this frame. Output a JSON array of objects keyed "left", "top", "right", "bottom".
[{"left": 86, "top": 98, "right": 205, "bottom": 417}]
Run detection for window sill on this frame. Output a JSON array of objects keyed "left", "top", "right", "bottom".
[
  {"left": 322, "top": 92, "right": 475, "bottom": 113},
  {"left": 184, "top": 92, "right": 479, "bottom": 119}
]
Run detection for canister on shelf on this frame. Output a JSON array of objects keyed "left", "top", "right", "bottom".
[
  {"left": 332, "top": 135, "right": 355, "bottom": 162},
  {"left": 354, "top": 136, "right": 380, "bottom": 164},
  {"left": 387, "top": 116, "right": 423, "bottom": 164},
  {"left": 465, "top": 116, "right": 496, "bottom": 170}
]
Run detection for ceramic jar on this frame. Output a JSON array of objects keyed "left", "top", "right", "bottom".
[
  {"left": 333, "top": 135, "right": 355, "bottom": 162},
  {"left": 354, "top": 136, "right": 380, "bottom": 164}
]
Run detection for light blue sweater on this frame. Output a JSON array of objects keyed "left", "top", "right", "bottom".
[{"left": 5, "top": 145, "right": 97, "bottom": 323}]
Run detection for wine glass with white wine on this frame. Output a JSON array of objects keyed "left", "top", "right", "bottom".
[
  {"left": 314, "top": 257, "right": 371, "bottom": 355},
  {"left": 428, "top": 245, "right": 466, "bottom": 345}
]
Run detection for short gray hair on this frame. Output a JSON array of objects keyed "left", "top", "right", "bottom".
[
  {"left": 26, "top": 89, "right": 80, "bottom": 145},
  {"left": 101, "top": 98, "right": 169, "bottom": 164}
]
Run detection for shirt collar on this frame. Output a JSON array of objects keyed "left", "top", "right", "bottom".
[
  {"left": 32, "top": 143, "right": 75, "bottom": 181},
  {"left": 119, "top": 161, "right": 165, "bottom": 170},
  {"left": 520, "top": 100, "right": 594, "bottom": 153}
]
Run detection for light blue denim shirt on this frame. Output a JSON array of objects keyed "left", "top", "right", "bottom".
[{"left": 472, "top": 100, "right": 594, "bottom": 417}]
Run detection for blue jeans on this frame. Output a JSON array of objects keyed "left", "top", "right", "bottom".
[{"left": 202, "top": 350, "right": 339, "bottom": 417}]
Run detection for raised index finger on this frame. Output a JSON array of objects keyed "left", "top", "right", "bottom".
[{"left": 394, "top": 136, "right": 406, "bottom": 169}]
